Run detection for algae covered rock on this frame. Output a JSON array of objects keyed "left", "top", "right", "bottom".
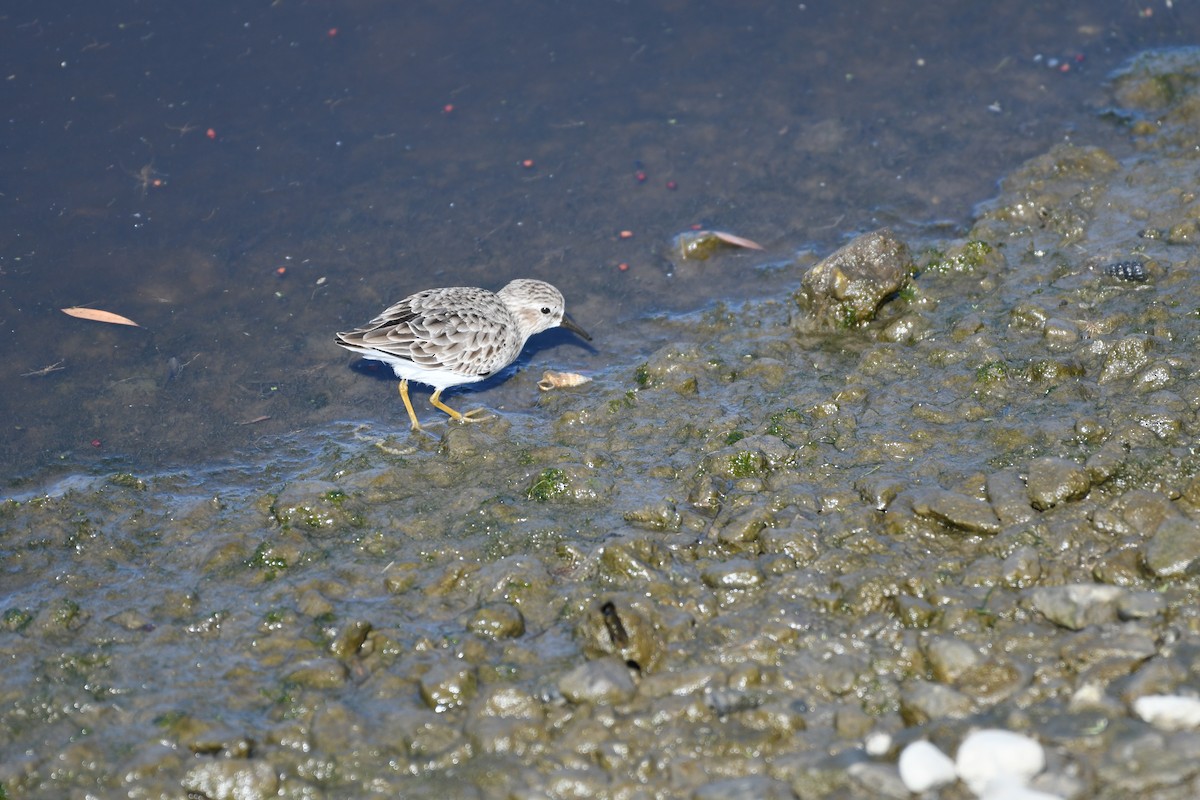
[{"left": 794, "top": 228, "right": 913, "bottom": 328}]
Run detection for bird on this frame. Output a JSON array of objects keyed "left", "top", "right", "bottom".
[{"left": 335, "top": 278, "right": 591, "bottom": 430}]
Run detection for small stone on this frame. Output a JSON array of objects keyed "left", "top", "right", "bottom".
[
  {"left": 911, "top": 489, "right": 1001, "bottom": 534},
  {"left": 955, "top": 729, "right": 1046, "bottom": 796},
  {"left": 1117, "top": 591, "right": 1165, "bottom": 620},
  {"left": 1025, "top": 457, "right": 1090, "bottom": 510},
  {"left": 1142, "top": 516, "right": 1200, "bottom": 577},
  {"left": 1026, "top": 584, "right": 1125, "bottom": 630},
  {"left": 558, "top": 657, "right": 636, "bottom": 705},
  {"left": 700, "top": 559, "right": 765, "bottom": 589},
  {"left": 182, "top": 759, "right": 279, "bottom": 800},
  {"left": 898, "top": 740, "right": 957, "bottom": 793},
  {"left": 899, "top": 681, "right": 972, "bottom": 725},
  {"left": 987, "top": 468, "right": 1035, "bottom": 526},
  {"left": 715, "top": 506, "right": 773, "bottom": 546},
  {"left": 467, "top": 602, "right": 526, "bottom": 639},
  {"left": 846, "top": 761, "right": 910, "bottom": 799},
  {"left": 977, "top": 779, "right": 1066, "bottom": 800},
  {"left": 1001, "top": 546, "right": 1042, "bottom": 588},
  {"left": 419, "top": 661, "right": 477, "bottom": 711},
  {"left": 284, "top": 658, "right": 349, "bottom": 689},
  {"left": 693, "top": 776, "right": 797, "bottom": 800},
  {"left": 693, "top": 776, "right": 796, "bottom": 800},
  {"left": 795, "top": 228, "right": 913, "bottom": 327},
  {"left": 925, "top": 637, "right": 982, "bottom": 684},
  {"left": 1133, "top": 695, "right": 1200, "bottom": 731}
]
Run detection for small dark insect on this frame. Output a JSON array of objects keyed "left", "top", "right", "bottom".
[
  {"left": 599, "top": 601, "right": 629, "bottom": 648},
  {"left": 1104, "top": 260, "right": 1149, "bottom": 282}
]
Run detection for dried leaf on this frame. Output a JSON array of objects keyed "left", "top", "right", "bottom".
[
  {"left": 710, "top": 230, "right": 764, "bottom": 250},
  {"left": 61, "top": 307, "right": 142, "bottom": 328}
]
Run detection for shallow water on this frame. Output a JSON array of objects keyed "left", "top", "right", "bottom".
[
  {"left": 5, "top": 3, "right": 1200, "bottom": 800},
  {"left": 2, "top": 0, "right": 1194, "bottom": 479}
]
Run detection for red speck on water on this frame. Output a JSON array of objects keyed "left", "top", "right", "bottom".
[
  {"left": 328, "top": 27, "right": 338, "bottom": 38},
  {"left": 635, "top": 170, "right": 647, "bottom": 183},
  {"left": 618, "top": 262, "right": 630, "bottom": 272},
  {"left": 443, "top": 103, "right": 455, "bottom": 114},
  {"left": 91, "top": 439, "right": 102, "bottom": 448},
  {"left": 206, "top": 128, "right": 217, "bottom": 139},
  {"left": 666, "top": 180, "right": 678, "bottom": 190}
]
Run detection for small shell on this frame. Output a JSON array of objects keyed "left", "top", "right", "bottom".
[
  {"left": 1103, "top": 260, "right": 1149, "bottom": 282},
  {"left": 538, "top": 370, "right": 591, "bottom": 391}
]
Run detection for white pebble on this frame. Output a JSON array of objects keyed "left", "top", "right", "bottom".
[
  {"left": 977, "top": 776, "right": 1065, "bottom": 800},
  {"left": 863, "top": 730, "right": 892, "bottom": 757},
  {"left": 1133, "top": 694, "right": 1200, "bottom": 731},
  {"left": 955, "top": 729, "right": 1046, "bottom": 796},
  {"left": 898, "top": 739, "right": 957, "bottom": 793}
]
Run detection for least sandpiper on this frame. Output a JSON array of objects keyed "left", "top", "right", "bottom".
[{"left": 336, "top": 279, "right": 591, "bottom": 430}]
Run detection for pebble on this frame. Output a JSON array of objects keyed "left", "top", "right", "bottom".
[
  {"left": 700, "top": 559, "right": 766, "bottom": 589},
  {"left": 1025, "top": 457, "right": 1091, "bottom": 510},
  {"left": 692, "top": 775, "right": 797, "bottom": 800},
  {"left": 899, "top": 681, "right": 972, "bottom": 724},
  {"left": 911, "top": 488, "right": 1002, "bottom": 534},
  {"left": 182, "top": 759, "right": 279, "bottom": 800},
  {"left": 955, "top": 729, "right": 1046, "bottom": 796},
  {"left": 1026, "top": 584, "right": 1124, "bottom": 630},
  {"left": 898, "top": 739, "right": 957, "bottom": 793},
  {"left": 986, "top": 468, "right": 1035, "bottom": 526},
  {"left": 1142, "top": 516, "right": 1200, "bottom": 577},
  {"left": 977, "top": 777, "right": 1066, "bottom": 800},
  {"left": 419, "top": 661, "right": 478, "bottom": 711},
  {"left": 925, "top": 636, "right": 982, "bottom": 683},
  {"left": 557, "top": 657, "right": 637, "bottom": 705},
  {"left": 1133, "top": 694, "right": 1200, "bottom": 731}
]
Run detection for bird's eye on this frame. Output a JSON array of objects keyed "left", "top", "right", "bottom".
[{"left": 541, "top": 307, "right": 551, "bottom": 314}]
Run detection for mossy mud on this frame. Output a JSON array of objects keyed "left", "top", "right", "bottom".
[{"left": 7, "top": 50, "right": 1200, "bottom": 799}]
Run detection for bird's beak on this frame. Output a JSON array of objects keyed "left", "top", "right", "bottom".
[{"left": 560, "top": 313, "right": 592, "bottom": 342}]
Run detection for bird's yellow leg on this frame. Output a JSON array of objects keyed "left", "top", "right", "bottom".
[
  {"left": 398, "top": 379, "right": 423, "bottom": 431},
  {"left": 429, "top": 388, "right": 489, "bottom": 423}
]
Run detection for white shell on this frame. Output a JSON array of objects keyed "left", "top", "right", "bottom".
[{"left": 537, "top": 370, "right": 591, "bottom": 391}]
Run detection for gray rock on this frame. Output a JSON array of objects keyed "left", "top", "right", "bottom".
[
  {"left": 899, "top": 681, "right": 972, "bottom": 725},
  {"left": 270, "top": 480, "right": 362, "bottom": 534},
  {"left": 987, "top": 468, "right": 1035, "bottom": 526},
  {"left": 1026, "top": 457, "right": 1091, "bottom": 510},
  {"left": 794, "top": 228, "right": 912, "bottom": 327},
  {"left": 1027, "top": 584, "right": 1125, "bottom": 630},
  {"left": 182, "top": 759, "right": 279, "bottom": 800},
  {"left": 700, "top": 559, "right": 766, "bottom": 589},
  {"left": 284, "top": 658, "right": 349, "bottom": 689},
  {"left": 1142, "top": 516, "right": 1200, "bottom": 577},
  {"left": 467, "top": 602, "right": 526, "bottom": 639},
  {"left": 925, "top": 637, "right": 982, "bottom": 684},
  {"left": 558, "top": 657, "right": 637, "bottom": 705},
  {"left": 693, "top": 776, "right": 797, "bottom": 800},
  {"left": 419, "top": 661, "right": 478, "bottom": 711},
  {"left": 911, "top": 488, "right": 1001, "bottom": 534},
  {"left": 1001, "top": 546, "right": 1042, "bottom": 588},
  {"left": 576, "top": 596, "right": 665, "bottom": 672}
]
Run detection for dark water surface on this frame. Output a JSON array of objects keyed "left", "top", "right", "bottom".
[{"left": 0, "top": 0, "right": 1194, "bottom": 478}]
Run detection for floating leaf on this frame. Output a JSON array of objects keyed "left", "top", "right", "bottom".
[
  {"left": 710, "top": 230, "right": 765, "bottom": 250},
  {"left": 672, "top": 230, "right": 765, "bottom": 261},
  {"left": 61, "top": 307, "right": 142, "bottom": 328}
]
